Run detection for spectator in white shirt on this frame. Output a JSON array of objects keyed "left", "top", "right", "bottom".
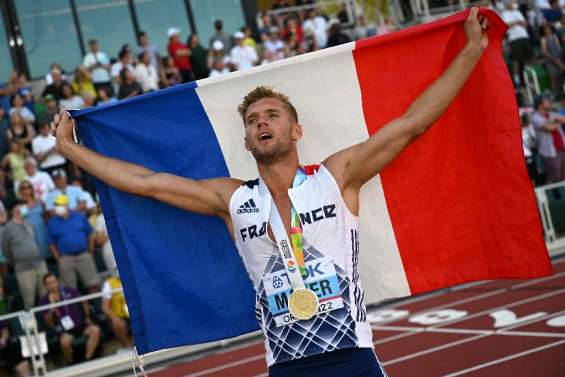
[
  {"left": 263, "top": 28, "right": 285, "bottom": 61},
  {"left": 230, "top": 31, "right": 258, "bottom": 71},
  {"left": 134, "top": 52, "right": 159, "bottom": 92},
  {"left": 303, "top": 8, "right": 328, "bottom": 49},
  {"left": 83, "top": 39, "right": 113, "bottom": 96},
  {"left": 9, "top": 93, "right": 35, "bottom": 125},
  {"left": 32, "top": 121, "right": 66, "bottom": 175},
  {"left": 501, "top": 0, "right": 532, "bottom": 85},
  {"left": 111, "top": 45, "right": 135, "bottom": 84},
  {"left": 21, "top": 157, "right": 55, "bottom": 202},
  {"left": 208, "top": 58, "right": 230, "bottom": 78},
  {"left": 58, "top": 83, "right": 84, "bottom": 111}
]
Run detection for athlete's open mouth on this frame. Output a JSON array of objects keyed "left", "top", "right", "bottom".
[{"left": 258, "top": 132, "right": 273, "bottom": 141}]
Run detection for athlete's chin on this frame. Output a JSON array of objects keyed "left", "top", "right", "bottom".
[{"left": 251, "top": 146, "right": 290, "bottom": 166}]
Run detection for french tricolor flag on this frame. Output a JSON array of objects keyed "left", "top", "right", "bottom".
[{"left": 73, "top": 9, "right": 552, "bottom": 354}]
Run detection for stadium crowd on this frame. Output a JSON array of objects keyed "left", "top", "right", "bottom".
[{"left": 0, "top": 0, "right": 563, "bottom": 375}]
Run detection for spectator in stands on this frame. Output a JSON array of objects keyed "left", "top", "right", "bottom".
[
  {"left": 134, "top": 52, "right": 159, "bottom": 93},
  {"left": 7, "top": 111, "right": 34, "bottom": 151},
  {"left": 167, "top": 28, "right": 193, "bottom": 83},
  {"left": 327, "top": 20, "right": 351, "bottom": 47},
  {"left": 44, "top": 63, "right": 68, "bottom": 86},
  {"left": 71, "top": 178, "right": 96, "bottom": 214},
  {"left": 23, "top": 157, "right": 54, "bottom": 202},
  {"left": 209, "top": 19, "right": 232, "bottom": 54},
  {"left": 261, "top": 49, "right": 278, "bottom": 65},
  {"left": 82, "top": 92, "right": 96, "bottom": 109},
  {"left": 230, "top": 31, "right": 258, "bottom": 71},
  {"left": 47, "top": 194, "right": 98, "bottom": 292},
  {"left": 101, "top": 274, "right": 131, "bottom": 348},
  {"left": 188, "top": 34, "right": 210, "bottom": 80},
  {"left": 18, "top": 178, "right": 50, "bottom": 261},
  {"left": 0, "top": 282, "right": 30, "bottom": 377},
  {"left": 543, "top": 0, "right": 562, "bottom": 24},
  {"left": 111, "top": 44, "right": 135, "bottom": 84},
  {"left": 207, "top": 40, "right": 230, "bottom": 70},
  {"left": 95, "top": 211, "right": 116, "bottom": 276},
  {"left": 283, "top": 16, "right": 304, "bottom": 44},
  {"left": 32, "top": 121, "right": 66, "bottom": 176},
  {"left": 501, "top": 0, "right": 532, "bottom": 86},
  {"left": 117, "top": 68, "right": 143, "bottom": 100},
  {"left": 354, "top": 15, "right": 376, "bottom": 40},
  {"left": 39, "top": 273, "right": 101, "bottom": 363},
  {"left": 41, "top": 67, "right": 69, "bottom": 101},
  {"left": 303, "top": 8, "right": 328, "bottom": 49},
  {"left": 71, "top": 66, "right": 96, "bottom": 99},
  {"left": 209, "top": 58, "right": 230, "bottom": 78},
  {"left": 0, "top": 106, "right": 9, "bottom": 155},
  {"left": 532, "top": 95, "right": 565, "bottom": 182},
  {"left": 43, "top": 94, "right": 59, "bottom": 122},
  {"left": 3, "top": 203, "right": 48, "bottom": 309},
  {"left": 264, "top": 28, "right": 285, "bottom": 61},
  {"left": 45, "top": 169, "right": 85, "bottom": 212},
  {"left": 2, "top": 140, "right": 28, "bottom": 185},
  {"left": 162, "top": 57, "right": 182, "bottom": 87},
  {"left": 135, "top": 31, "right": 161, "bottom": 74},
  {"left": 15, "top": 73, "right": 34, "bottom": 112},
  {"left": 83, "top": 39, "right": 113, "bottom": 97},
  {"left": 0, "top": 72, "right": 17, "bottom": 112},
  {"left": 521, "top": 113, "right": 539, "bottom": 184},
  {"left": 9, "top": 93, "right": 35, "bottom": 126},
  {"left": 540, "top": 23, "right": 565, "bottom": 99},
  {"left": 241, "top": 26, "right": 257, "bottom": 50},
  {"left": 0, "top": 203, "right": 7, "bottom": 282},
  {"left": 59, "top": 83, "right": 85, "bottom": 111},
  {"left": 95, "top": 87, "right": 117, "bottom": 106},
  {"left": 258, "top": 12, "right": 274, "bottom": 42}
]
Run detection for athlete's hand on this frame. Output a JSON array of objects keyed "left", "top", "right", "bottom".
[
  {"left": 50, "top": 111, "right": 76, "bottom": 153},
  {"left": 464, "top": 7, "right": 489, "bottom": 52}
]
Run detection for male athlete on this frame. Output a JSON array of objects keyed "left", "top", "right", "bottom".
[{"left": 51, "top": 8, "right": 488, "bottom": 377}]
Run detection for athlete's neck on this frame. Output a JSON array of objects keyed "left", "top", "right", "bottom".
[{"left": 257, "top": 154, "right": 300, "bottom": 199}]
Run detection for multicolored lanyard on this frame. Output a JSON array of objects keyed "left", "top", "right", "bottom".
[{"left": 290, "top": 168, "right": 308, "bottom": 279}]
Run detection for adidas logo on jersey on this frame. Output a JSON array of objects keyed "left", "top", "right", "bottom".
[{"left": 237, "top": 199, "right": 260, "bottom": 214}]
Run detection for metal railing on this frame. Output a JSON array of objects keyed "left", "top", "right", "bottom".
[{"left": 535, "top": 180, "right": 565, "bottom": 245}]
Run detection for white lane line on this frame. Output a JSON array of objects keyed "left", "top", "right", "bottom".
[
  {"left": 382, "top": 334, "right": 488, "bottom": 366},
  {"left": 372, "top": 325, "right": 565, "bottom": 339},
  {"left": 182, "top": 354, "right": 265, "bottom": 377},
  {"left": 251, "top": 373, "right": 268, "bottom": 377},
  {"left": 442, "top": 339, "right": 565, "bottom": 377}
]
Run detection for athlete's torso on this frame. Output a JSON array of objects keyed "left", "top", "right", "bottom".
[{"left": 229, "top": 164, "right": 373, "bottom": 366}]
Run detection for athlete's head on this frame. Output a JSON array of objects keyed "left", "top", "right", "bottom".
[{"left": 238, "top": 86, "right": 303, "bottom": 166}]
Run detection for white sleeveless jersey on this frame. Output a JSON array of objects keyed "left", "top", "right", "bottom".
[{"left": 229, "top": 164, "right": 373, "bottom": 366}]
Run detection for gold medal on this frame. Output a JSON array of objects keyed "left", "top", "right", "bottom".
[{"left": 288, "top": 288, "right": 319, "bottom": 320}]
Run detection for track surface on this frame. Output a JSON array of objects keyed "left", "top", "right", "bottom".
[{"left": 150, "top": 258, "right": 565, "bottom": 377}]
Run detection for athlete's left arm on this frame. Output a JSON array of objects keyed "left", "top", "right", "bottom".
[{"left": 324, "top": 8, "right": 489, "bottom": 194}]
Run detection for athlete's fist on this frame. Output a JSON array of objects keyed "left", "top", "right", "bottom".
[
  {"left": 50, "top": 111, "right": 76, "bottom": 153},
  {"left": 464, "top": 7, "right": 489, "bottom": 52}
]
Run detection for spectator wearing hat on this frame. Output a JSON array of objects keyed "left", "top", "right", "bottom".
[
  {"left": 209, "top": 19, "right": 232, "bottom": 54},
  {"left": 207, "top": 40, "right": 230, "bottom": 70},
  {"left": 230, "top": 31, "right": 258, "bottom": 71},
  {"left": 167, "top": 27, "right": 193, "bottom": 83},
  {"left": 531, "top": 95, "right": 565, "bottom": 182},
  {"left": 83, "top": 39, "right": 113, "bottom": 97},
  {"left": 41, "top": 67, "right": 69, "bottom": 101},
  {"left": 45, "top": 170, "right": 86, "bottom": 213},
  {"left": 39, "top": 273, "right": 101, "bottom": 363},
  {"left": 22, "top": 157, "right": 54, "bottom": 202},
  {"left": 32, "top": 121, "right": 66, "bottom": 176},
  {"left": 47, "top": 195, "right": 98, "bottom": 292},
  {"left": 2, "top": 203, "right": 48, "bottom": 308},
  {"left": 17, "top": 178, "right": 50, "bottom": 261}
]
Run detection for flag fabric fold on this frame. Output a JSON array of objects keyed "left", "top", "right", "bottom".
[{"left": 72, "top": 8, "right": 552, "bottom": 354}]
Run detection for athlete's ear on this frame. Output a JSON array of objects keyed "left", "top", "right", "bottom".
[
  {"left": 293, "top": 123, "right": 304, "bottom": 141},
  {"left": 244, "top": 136, "right": 251, "bottom": 151}
]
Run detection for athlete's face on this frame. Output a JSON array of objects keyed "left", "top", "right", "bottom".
[{"left": 244, "top": 97, "right": 302, "bottom": 165}]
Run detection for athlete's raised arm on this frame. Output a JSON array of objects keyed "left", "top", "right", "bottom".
[
  {"left": 50, "top": 111, "right": 241, "bottom": 219},
  {"left": 324, "top": 8, "right": 489, "bottom": 194}
]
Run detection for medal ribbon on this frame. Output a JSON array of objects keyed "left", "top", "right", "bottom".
[{"left": 290, "top": 168, "right": 308, "bottom": 279}]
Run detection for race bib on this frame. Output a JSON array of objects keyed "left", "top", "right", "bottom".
[
  {"left": 60, "top": 315, "right": 75, "bottom": 331},
  {"left": 262, "top": 257, "right": 344, "bottom": 327}
]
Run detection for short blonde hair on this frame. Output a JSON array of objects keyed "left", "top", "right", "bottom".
[{"left": 237, "top": 86, "right": 298, "bottom": 124}]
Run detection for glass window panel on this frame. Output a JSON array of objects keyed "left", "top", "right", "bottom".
[
  {"left": 134, "top": 0, "right": 190, "bottom": 57},
  {"left": 14, "top": 0, "right": 82, "bottom": 79},
  {"left": 190, "top": 0, "right": 245, "bottom": 48},
  {"left": 0, "top": 9, "right": 13, "bottom": 80},
  {"left": 75, "top": 0, "right": 135, "bottom": 61}
]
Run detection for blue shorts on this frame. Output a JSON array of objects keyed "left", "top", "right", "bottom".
[{"left": 268, "top": 348, "right": 387, "bottom": 377}]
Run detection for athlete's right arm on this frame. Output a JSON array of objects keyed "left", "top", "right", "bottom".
[{"left": 50, "top": 111, "right": 241, "bottom": 218}]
